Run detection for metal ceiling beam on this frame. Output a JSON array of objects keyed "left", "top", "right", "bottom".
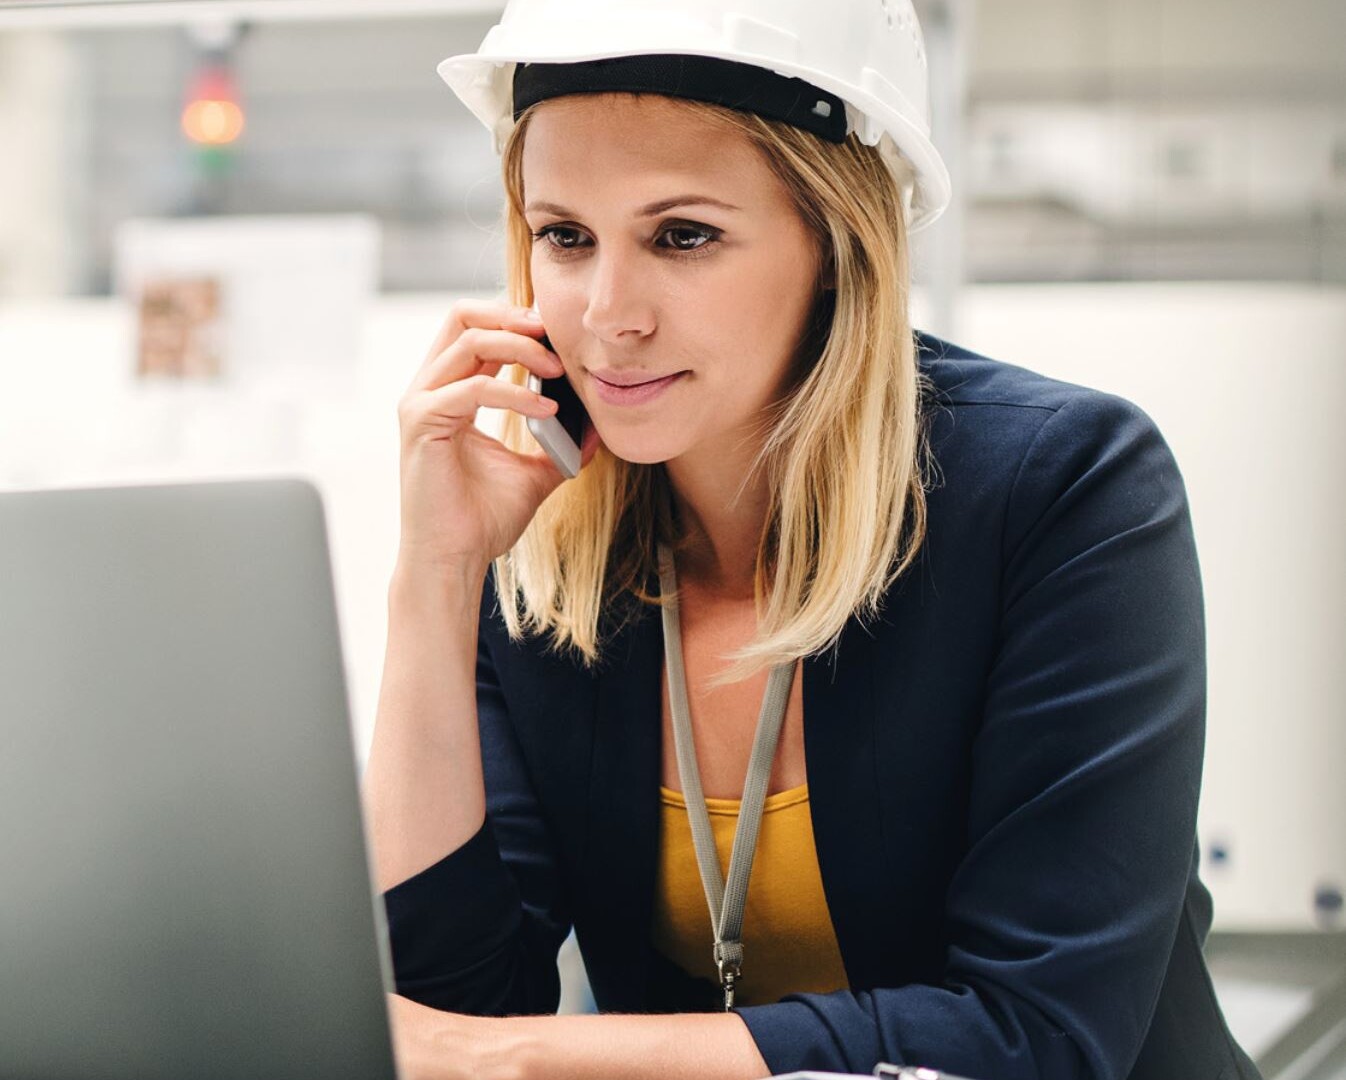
[{"left": 0, "top": 0, "right": 502, "bottom": 30}]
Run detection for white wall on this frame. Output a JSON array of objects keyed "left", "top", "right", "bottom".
[
  {"left": 2, "top": 282, "right": 1342, "bottom": 932},
  {"left": 973, "top": 0, "right": 1346, "bottom": 89},
  {"left": 0, "top": 31, "right": 80, "bottom": 295}
]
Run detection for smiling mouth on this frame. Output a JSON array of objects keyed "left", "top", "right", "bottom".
[
  {"left": 588, "top": 370, "right": 689, "bottom": 405},
  {"left": 595, "top": 373, "right": 681, "bottom": 388}
]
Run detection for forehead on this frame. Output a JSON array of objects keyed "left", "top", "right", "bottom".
[{"left": 520, "top": 93, "right": 772, "bottom": 200}]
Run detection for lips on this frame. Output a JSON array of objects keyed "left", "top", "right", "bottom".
[
  {"left": 590, "top": 369, "right": 686, "bottom": 387},
  {"left": 589, "top": 370, "right": 687, "bottom": 406}
]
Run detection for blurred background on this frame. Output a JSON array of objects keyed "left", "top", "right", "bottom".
[{"left": 1, "top": 1, "right": 1342, "bottom": 1074}]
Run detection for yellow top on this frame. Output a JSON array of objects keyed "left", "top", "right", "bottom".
[{"left": 651, "top": 782, "right": 850, "bottom": 1006}]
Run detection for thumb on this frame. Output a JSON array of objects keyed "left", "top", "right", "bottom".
[{"left": 523, "top": 448, "right": 573, "bottom": 498}]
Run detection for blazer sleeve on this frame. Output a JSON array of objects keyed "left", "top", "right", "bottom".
[
  {"left": 380, "top": 574, "right": 573, "bottom": 1016},
  {"left": 736, "top": 391, "right": 1208, "bottom": 1080}
]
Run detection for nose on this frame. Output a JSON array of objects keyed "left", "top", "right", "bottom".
[{"left": 580, "top": 245, "right": 655, "bottom": 345}]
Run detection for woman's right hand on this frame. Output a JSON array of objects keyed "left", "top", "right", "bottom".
[{"left": 394, "top": 299, "right": 598, "bottom": 576}]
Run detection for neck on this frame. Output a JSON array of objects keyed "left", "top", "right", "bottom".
[{"left": 664, "top": 456, "right": 769, "bottom": 603}]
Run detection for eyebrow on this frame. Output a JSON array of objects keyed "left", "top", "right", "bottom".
[{"left": 524, "top": 194, "right": 742, "bottom": 217}]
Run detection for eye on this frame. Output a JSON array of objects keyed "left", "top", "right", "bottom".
[
  {"left": 658, "top": 224, "right": 720, "bottom": 253},
  {"left": 529, "top": 222, "right": 722, "bottom": 260},
  {"left": 531, "top": 225, "right": 588, "bottom": 252}
]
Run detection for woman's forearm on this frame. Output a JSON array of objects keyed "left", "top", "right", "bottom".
[
  {"left": 504, "top": 1011, "right": 771, "bottom": 1080},
  {"left": 363, "top": 557, "right": 490, "bottom": 893}
]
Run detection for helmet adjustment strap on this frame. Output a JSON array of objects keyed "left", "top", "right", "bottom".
[{"left": 513, "top": 53, "right": 848, "bottom": 144}]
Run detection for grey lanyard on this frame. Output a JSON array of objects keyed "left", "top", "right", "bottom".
[{"left": 656, "top": 541, "right": 797, "bottom": 1011}]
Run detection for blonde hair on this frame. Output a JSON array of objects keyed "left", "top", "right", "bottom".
[{"left": 489, "top": 92, "right": 934, "bottom": 688}]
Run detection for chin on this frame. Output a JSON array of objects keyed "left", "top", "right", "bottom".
[{"left": 597, "top": 431, "right": 681, "bottom": 467}]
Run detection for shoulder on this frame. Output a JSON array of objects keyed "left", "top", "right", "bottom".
[
  {"left": 914, "top": 328, "right": 1175, "bottom": 485},
  {"left": 916, "top": 328, "right": 1138, "bottom": 418},
  {"left": 912, "top": 330, "right": 1191, "bottom": 575}
]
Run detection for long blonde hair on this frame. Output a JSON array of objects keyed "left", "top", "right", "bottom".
[{"left": 490, "top": 93, "right": 934, "bottom": 689}]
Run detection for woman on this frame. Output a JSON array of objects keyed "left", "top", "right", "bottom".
[{"left": 363, "top": 2, "right": 1262, "bottom": 1078}]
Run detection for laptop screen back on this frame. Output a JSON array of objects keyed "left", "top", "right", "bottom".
[{"left": 0, "top": 478, "right": 396, "bottom": 1080}]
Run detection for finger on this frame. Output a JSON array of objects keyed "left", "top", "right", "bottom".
[
  {"left": 422, "top": 326, "right": 562, "bottom": 392},
  {"left": 418, "top": 299, "right": 545, "bottom": 370},
  {"left": 408, "top": 372, "right": 558, "bottom": 430},
  {"left": 412, "top": 327, "right": 562, "bottom": 396}
]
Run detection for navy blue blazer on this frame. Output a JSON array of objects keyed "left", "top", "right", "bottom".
[{"left": 383, "top": 332, "right": 1261, "bottom": 1080}]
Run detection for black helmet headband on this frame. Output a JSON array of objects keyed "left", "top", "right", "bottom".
[{"left": 512, "top": 53, "right": 848, "bottom": 143}]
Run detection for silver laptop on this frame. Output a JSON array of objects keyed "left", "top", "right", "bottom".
[{"left": 0, "top": 478, "right": 397, "bottom": 1080}]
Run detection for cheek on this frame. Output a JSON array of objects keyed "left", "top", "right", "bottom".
[
  {"left": 528, "top": 249, "right": 555, "bottom": 288},
  {"left": 528, "top": 261, "right": 585, "bottom": 319},
  {"left": 723, "top": 229, "right": 817, "bottom": 310},
  {"left": 699, "top": 259, "right": 815, "bottom": 357}
]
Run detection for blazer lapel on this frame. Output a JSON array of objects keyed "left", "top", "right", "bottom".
[
  {"left": 583, "top": 590, "right": 664, "bottom": 1010},
  {"left": 803, "top": 616, "right": 903, "bottom": 991}
]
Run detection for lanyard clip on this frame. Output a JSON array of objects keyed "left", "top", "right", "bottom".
[
  {"left": 719, "top": 965, "right": 738, "bottom": 1011},
  {"left": 714, "top": 941, "right": 743, "bottom": 1012}
]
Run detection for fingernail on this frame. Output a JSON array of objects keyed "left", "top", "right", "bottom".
[{"left": 524, "top": 308, "right": 543, "bottom": 322}]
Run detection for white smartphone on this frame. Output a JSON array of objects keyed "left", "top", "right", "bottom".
[{"left": 524, "top": 320, "right": 590, "bottom": 479}]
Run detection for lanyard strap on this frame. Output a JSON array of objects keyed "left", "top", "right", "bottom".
[{"left": 656, "top": 541, "right": 797, "bottom": 1011}]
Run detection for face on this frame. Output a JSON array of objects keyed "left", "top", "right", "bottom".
[{"left": 521, "top": 93, "right": 824, "bottom": 467}]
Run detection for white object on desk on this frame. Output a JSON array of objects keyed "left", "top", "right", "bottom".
[{"left": 772, "top": 1067, "right": 983, "bottom": 1079}]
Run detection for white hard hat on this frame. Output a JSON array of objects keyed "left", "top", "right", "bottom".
[{"left": 438, "top": 0, "right": 952, "bottom": 233}]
